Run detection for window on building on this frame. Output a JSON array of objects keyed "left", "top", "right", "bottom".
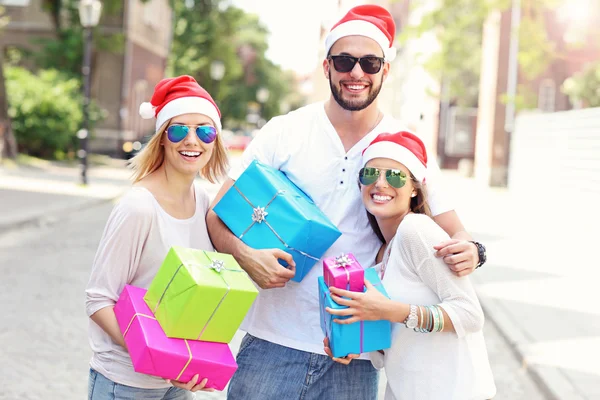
[
  {"left": 538, "top": 79, "right": 556, "bottom": 113},
  {"left": 143, "top": 0, "right": 161, "bottom": 28}
]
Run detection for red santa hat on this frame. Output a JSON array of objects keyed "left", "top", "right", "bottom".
[
  {"left": 362, "top": 131, "right": 428, "bottom": 183},
  {"left": 325, "top": 5, "right": 397, "bottom": 62},
  {"left": 139, "top": 75, "right": 221, "bottom": 133}
]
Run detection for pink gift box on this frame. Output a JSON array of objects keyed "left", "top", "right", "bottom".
[
  {"left": 114, "top": 285, "right": 237, "bottom": 391},
  {"left": 323, "top": 253, "right": 364, "bottom": 292}
]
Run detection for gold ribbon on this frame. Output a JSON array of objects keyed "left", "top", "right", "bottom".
[
  {"left": 123, "top": 312, "right": 193, "bottom": 382},
  {"left": 123, "top": 312, "right": 156, "bottom": 337},
  {"left": 175, "top": 339, "right": 193, "bottom": 381},
  {"left": 233, "top": 184, "right": 319, "bottom": 262}
]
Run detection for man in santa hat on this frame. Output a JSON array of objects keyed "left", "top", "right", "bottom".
[{"left": 206, "top": 4, "right": 486, "bottom": 399}]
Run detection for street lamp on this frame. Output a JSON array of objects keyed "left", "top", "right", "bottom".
[
  {"left": 77, "top": 0, "right": 102, "bottom": 185},
  {"left": 256, "top": 87, "right": 270, "bottom": 128},
  {"left": 210, "top": 60, "right": 225, "bottom": 100}
]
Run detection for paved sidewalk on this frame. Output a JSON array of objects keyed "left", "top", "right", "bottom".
[
  {"left": 0, "top": 160, "right": 132, "bottom": 233},
  {"left": 2, "top": 158, "right": 596, "bottom": 399},
  {"left": 445, "top": 171, "right": 599, "bottom": 400}
]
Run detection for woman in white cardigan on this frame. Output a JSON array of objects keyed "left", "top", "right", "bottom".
[{"left": 325, "top": 131, "right": 496, "bottom": 400}]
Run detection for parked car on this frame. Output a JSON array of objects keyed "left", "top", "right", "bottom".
[{"left": 223, "top": 129, "right": 253, "bottom": 152}]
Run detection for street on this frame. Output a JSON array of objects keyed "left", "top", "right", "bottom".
[{"left": 0, "top": 182, "right": 547, "bottom": 399}]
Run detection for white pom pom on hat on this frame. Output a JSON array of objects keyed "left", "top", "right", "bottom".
[{"left": 138, "top": 102, "right": 157, "bottom": 119}]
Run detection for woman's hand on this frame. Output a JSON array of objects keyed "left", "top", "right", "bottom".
[
  {"left": 433, "top": 239, "right": 478, "bottom": 277},
  {"left": 323, "top": 337, "right": 360, "bottom": 365},
  {"left": 166, "top": 375, "right": 216, "bottom": 392},
  {"left": 326, "top": 279, "right": 391, "bottom": 324}
]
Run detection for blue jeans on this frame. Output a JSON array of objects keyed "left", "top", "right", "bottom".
[
  {"left": 227, "top": 334, "right": 379, "bottom": 400},
  {"left": 88, "top": 369, "right": 194, "bottom": 400}
]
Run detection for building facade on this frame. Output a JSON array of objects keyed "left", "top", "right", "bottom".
[
  {"left": 0, "top": 0, "right": 172, "bottom": 156},
  {"left": 475, "top": 2, "right": 600, "bottom": 186}
]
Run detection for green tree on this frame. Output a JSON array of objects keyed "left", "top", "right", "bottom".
[
  {"left": 34, "top": 0, "right": 130, "bottom": 80},
  {"left": 562, "top": 62, "right": 600, "bottom": 107},
  {"left": 5, "top": 66, "right": 84, "bottom": 159},
  {"left": 168, "top": 0, "right": 291, "bottom": 126},
  {"left": 402, "top": 0, "right": 558, "bottom": 107}
]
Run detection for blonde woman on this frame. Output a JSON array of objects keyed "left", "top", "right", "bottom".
[{"left": 85, "top": 75, "right": 228, "bottom": 399}]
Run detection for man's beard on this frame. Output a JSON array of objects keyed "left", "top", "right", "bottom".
[{"left": 329, "top": 71, "right": 383, "bottom": 111}]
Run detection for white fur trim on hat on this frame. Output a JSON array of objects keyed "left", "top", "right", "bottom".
[
  {"left": 155, "top": 96, "right": 222, "bottom": 133},
  {"left": 362, "top": 142, "right": 427, "bottom": 182},
  {"left": 325, "top": 20, "right": 396, "bottom": 61}
]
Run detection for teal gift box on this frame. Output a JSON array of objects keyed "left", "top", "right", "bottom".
[
  {"left": 319, "top": 268, "right": 392, "bottom": 358},
  {"left": 214, "top": 160, "right": 341, "bottom": 282}
]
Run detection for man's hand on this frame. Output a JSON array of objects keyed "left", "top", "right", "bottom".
[
  {"left": 238, "top": 248, "right": 296, "bottom": 289},
  {"left": 166, "top": 375, "right": 215, "bottom": 392},
  {"left": 323, "top": 337, "right": 359, "bottom": 365},
  {"left": 434, "top": 239, "right": 478, "bottom": 277}
]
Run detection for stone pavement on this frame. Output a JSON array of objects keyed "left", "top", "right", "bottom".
[
  {"left": 444, "top": 171, "right": 600, "bottom": 400},
  {"left": 0, "top": 159, "right": 132, "bottom": 233},
  {"left": 1, "top": 157, "right": 589, "bottom": 399}
]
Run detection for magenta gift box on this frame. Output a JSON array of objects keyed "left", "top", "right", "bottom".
[
  {"left": 323, "top": 253, "right": 364, "bottom": 292},
  {"left": 114, "top": 285, "right": 237, "bottom": 390}
]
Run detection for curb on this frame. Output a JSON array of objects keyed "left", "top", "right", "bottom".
[
  {"left": 476, "top": 288, "right": 586, "bottom": 400},
  {"left": 0, "top": 192, "right": 125, "bottom": 235}
]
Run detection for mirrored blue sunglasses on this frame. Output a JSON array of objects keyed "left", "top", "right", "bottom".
[{"left": 166, "top": 124, "right": 217, "bottom": 144}]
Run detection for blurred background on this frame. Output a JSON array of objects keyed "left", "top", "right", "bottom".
[{"left": 0, "top": 0, "right": 599, "bottom": 399}]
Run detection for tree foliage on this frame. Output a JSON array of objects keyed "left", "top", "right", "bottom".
[
  {"left": 168, "top": 0, "right": 292, "bottom": 126},
  {"left": 401, "top": 0, "right": 558, "bottom": 107},
  {"left": 33, "top": 0, "right": 130, "bottom": 79},
  {"left": 5, "top": 66, "right": 83, "bottom": 159},
  {"left": 562, "top": 62, "right": 600, "bottom": 107}
]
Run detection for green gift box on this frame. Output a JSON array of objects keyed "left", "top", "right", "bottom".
[{"left": 144, "top": 246, "right": 258, "bottom": 343}]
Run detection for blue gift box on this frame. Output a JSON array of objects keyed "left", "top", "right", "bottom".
[
  {"left": 319, "top": 268, "right": 392, "bottom": 358},
  {"left": 214, "top": 160, "right": 342, "bottom": 282}
]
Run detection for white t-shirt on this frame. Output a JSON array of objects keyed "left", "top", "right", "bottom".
[
  {"left": 373, "top": 213, "right": 496, "bottom": 400},
  {"left": 228, "top": 102, "right": 454, "bottom": 354},
  {"left": 85, "top": 185, "right": 214, "bottom": 389}
]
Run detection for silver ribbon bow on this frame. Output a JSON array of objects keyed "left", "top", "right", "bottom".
[
  {"left": 335, "top": 254, "right": 354, "bottom": 267},
  {"left": 333, "top": 253, "right": 354, "bottom": 290},
  {"left": 251, "top": 207, "right": 268, "bottom": 223},
  {"left": 233, "top": 184, "right": 319, "bottom": 262},
  {"left": 208, "top": 259, "right": 225, "bottom": 273}
]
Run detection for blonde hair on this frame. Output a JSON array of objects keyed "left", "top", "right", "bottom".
[{"left": 129, "top": 119, "right": 229, "bottom": 184}]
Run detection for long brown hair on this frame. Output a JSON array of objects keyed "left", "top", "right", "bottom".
[
  {"left": 129, "top": 119, "right": 229, "bottom": 184},
  {"left": 365, "top": 173, "right": 431, "bottom": 244}
]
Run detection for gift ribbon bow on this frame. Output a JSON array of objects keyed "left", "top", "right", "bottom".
[
  {"left": 233, "top": 184, "right": 319, "bottom": 262},
  {"left": 151, "top": 251, "right": 245, "bottom": 340},
  {"left": 334, "top": 253, "right": 355, "bottom": 290},
  {"left": 122, "top": 312, "right": 192, "bottom": 381}
]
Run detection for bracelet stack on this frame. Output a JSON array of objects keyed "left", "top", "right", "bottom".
[{"left": 414, "top": 305, "right": 445, "bottom": 333}]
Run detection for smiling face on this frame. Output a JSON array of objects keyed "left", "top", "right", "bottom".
[
  {"left": 161, "top": 113, "right": 216, "bottom": 177},
  {"left": 324, "top": 35, "right": 389, "bottom": 111},
  {"left": 360, "top": 157, "right": 416, "bottom": 222}
]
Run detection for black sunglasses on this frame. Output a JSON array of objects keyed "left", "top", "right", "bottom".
[
  {"left": 328, "top": 55, "right": 385, "bottom": 74},
  {"left": 359, "top": 167, "right": 408, "bottom": 188}
]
